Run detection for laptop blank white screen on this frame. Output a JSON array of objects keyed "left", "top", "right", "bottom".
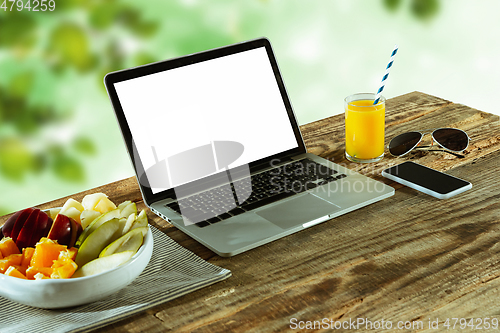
[{"left": 114, "top": 47, "right": 298, "bottom": 194}]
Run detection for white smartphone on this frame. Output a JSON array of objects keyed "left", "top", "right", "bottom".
[{"left": 381, "top": 161, "right": 472, "bottom": 199}]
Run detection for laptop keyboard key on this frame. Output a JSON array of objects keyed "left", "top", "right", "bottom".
[
  {"left": 228, "top": 207, "right": 246, "bottom": 216},
  {"left": 242, "top": 191, "right": 295, "bottom": 211},
  {"left": 207, "top": 217, "right": 222, "bottom": 224},
  {"left": 304, "top": 182, "right": 318, "bottom": 190},
  {"left": 195, "top": 221, "right": 210, "bottom": 228},
  {"left": 218, "top": 213, "right": 233, "bottom": 220},
  {"left": 168, "top": 159, "right": 344, "bottom": 228}
]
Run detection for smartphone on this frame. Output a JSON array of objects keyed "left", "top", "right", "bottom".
[{"left": 381, "top": 161, "right": 472, "bottom": 199}]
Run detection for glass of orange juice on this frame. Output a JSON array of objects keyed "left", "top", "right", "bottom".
[{"left": 344, "top": 93, "right": 385, "bottom": 163}]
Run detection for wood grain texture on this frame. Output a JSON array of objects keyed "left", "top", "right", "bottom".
[{"left": 1, "top": 92, "right": 499, "bottom": 332}]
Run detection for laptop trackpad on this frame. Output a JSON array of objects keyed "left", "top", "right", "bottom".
[{"left": 256, "top": 193, "right": 340, "bottom": 229}]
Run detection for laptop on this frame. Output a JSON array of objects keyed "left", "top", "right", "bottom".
[{"left": 104, "top": 37, "right": 394, "bottom": 257}]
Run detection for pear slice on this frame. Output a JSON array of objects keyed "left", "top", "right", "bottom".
[
  {"left": 75, "top": 218, "right": 120, "bottom": 267},
  {"left": 60, "top": 198, "right": 84, "bottom": 214},
  {"left": 80, "top": 210, "right": 101, "bottom": 229},
  {"left": 82, "top": 193, "right": 108, "bottom": 211},
  {"left": 73, "top": 251, "right": 135, "bottom": 278},
  {"left": 59, "top": 206, "right": 82, "bottom": 224},
  {"left": 48, "top": 208, "right": 61, "bottom": 220},
  {"left": 117, "top": 200, "right": 132, "bottom": 211},
  {"left": 122, "top": 213, "right": 136, "bottom": 235},
  {"left": 108, "top": 217, "right": 129, "bottom": 244},
  {"left": 76, "top": 208, "right": 120, "bottom": 247},
  {"left": 129, "top": 210, "right": 148, "bottom": 232},
  {"left": 100, "top": 227, "right": 147, "bottom": 257},
  {"left": 119, "top": 201, "right": 137, "bottom": 219},
  {"left": 94, "top": 197, "right": 117, "bottom": 214}
]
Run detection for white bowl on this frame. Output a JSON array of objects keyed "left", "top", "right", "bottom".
[{"left": 0, "top": 225, "right": 153, "bottom": 309}]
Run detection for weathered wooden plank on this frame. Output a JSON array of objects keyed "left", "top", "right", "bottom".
[
  {"left": 143, "top": 93, "right": 499, "bottom": 332},
  {"left": 1, "top": 92, "right": 499, "bottom": 333},
  {"left": 144, "top": 150, "right": 500, "bottom": 333}
]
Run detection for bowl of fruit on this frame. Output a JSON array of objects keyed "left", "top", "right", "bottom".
[{"left": 0, "top": 193, "right": 153, "bottom": 309}]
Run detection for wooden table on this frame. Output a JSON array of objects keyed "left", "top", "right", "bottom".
[{"left": 2, "top": 92, "right": 499, "bottom": 332}]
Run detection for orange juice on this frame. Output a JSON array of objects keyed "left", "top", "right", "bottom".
[{"left": 345, "top": 95, "right": 385, "bottom": 162}]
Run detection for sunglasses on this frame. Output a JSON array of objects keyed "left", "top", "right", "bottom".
[{"left": 388, "top": 128, "right": 470, "bottom": 158}]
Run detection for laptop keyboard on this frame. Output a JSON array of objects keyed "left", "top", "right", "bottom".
[{"left": 165, "top": 158, "right": 347, "bottom": 227}]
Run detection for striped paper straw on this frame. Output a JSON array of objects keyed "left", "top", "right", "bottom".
[{"left": 373, "top": 45, "right": 398, "bottom": 105}]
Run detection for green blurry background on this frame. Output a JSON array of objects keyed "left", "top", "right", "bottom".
[{"left": 1, "top": 0, "right": 499, "bottom": 215}]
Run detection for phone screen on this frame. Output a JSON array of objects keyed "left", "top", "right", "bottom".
[{"left": 383, "top": 161, "right": 470, "bottom": 195}]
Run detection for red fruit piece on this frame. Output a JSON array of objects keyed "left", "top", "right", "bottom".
[
  {"left": 16, "top": 209, "right": 41, "bottom": 250},
  {"left": 47, "top": 214, "right": 73, "bottom": 247},
  {"left": 3, "top": 208, "right": 34, "bottom": 242},
  {"left": 30, "top": 211, "right": 53, "bottom": 248},
  {"left": 68, "top": 218, "right": 83, "bottom": 248},
  {"left": 1, "top": 209, "right": 24, "bottom": 239}
]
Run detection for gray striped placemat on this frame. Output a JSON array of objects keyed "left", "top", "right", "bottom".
[{"left": 0, "top": 226, "right": 231, "bottom": 333}]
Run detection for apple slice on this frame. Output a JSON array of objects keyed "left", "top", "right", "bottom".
[
  {"left": 73, "top": 250, "right": 135, "bottom": 278},
  {"left": 100, "top": 227, "right": 146, "bottom": 257},
  {"left": 75, "top": 218, "right": 120, "bottom": 267},
  {"left": 4, "top": 208, "right": 34, "bottom": 242},
  {"left": 15, "top": 209, "right": 41, "bottom": 249},
  {"left": 76, "top": 208, "right": 121, "bottom": 247},
  {"left": 68, "top": 218, "right": 83, "bottom": 248},
  {"left": 80, "top": 210, "right": 101, "bottom": 230},
  {"left": 47, "top": 214, "right": 73, "bottom": 247},
  {"left": 2, "top": 209, "right": 25, "bottom": 239}
]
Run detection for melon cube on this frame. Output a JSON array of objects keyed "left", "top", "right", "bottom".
[
  {"left": 0, "top": 259, "right": 10, "bottom": 274},
  {"left": 30, "top": 238, "right": 66, "bottom": 268},
  {"left": 51, "top": 258, "right": 78, "bottom": 279},
  {"left": 26, "top": 266, "right": 54, "bottom": 280},
  {"left": 0, "top": 237, "right": 21, "bottom": 257},
  {"left": 34, "top": 272, "right": 50, "bottom": 280},
  {"left": 5, "top": 266, "right": 27, "bottom": 279},
  {"left": 21, "top": 247, "right": 35, "bottom": 268}
]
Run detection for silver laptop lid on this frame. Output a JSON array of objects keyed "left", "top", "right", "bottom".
[{"left": 104, "top": 38, "right": 306, "bottom": 207}]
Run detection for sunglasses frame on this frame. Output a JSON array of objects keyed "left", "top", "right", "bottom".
[{"left": 388, "top": 127, "right": 470, "bottom": 158}]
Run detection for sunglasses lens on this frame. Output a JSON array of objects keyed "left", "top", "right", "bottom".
[
  {"left": 389, "top": 132, "right": 422, "bottom": 156},
  {"left": 433, "top": 128, "right": 469, "bottom": 151}
]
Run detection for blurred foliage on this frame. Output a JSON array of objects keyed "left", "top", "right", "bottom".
[
  {"left": 47, "top": 23, "right": 95, "bottom": 72},
  {"left": 0, "top": 0, "right": 442, "bottom": 214},
  {"left": 0, "top": 138, "right": 34, "bottom": 181},
  {"left": 52, "top": 151, "right": 85, "bottom": 182},
  {"left": 383, "top": 0, "right": 403, "bottom": 11},
  {"left": 411, "top": 0, "right": 439, "bottom": 20},
  {"left": 73, "top": 136, "right": 96, "bottom": 156},
  {"left": 383, "top": 0, "right": 439, "bottom": 20},
  {"left": 0, "top": 13, "right": 37, "bottom": 49},
  {"left": 0, "top": 0, "right": 162, "bottom": 185},
  {"left": 0, "top": 0, "right": 240, "bottom": 200}
]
